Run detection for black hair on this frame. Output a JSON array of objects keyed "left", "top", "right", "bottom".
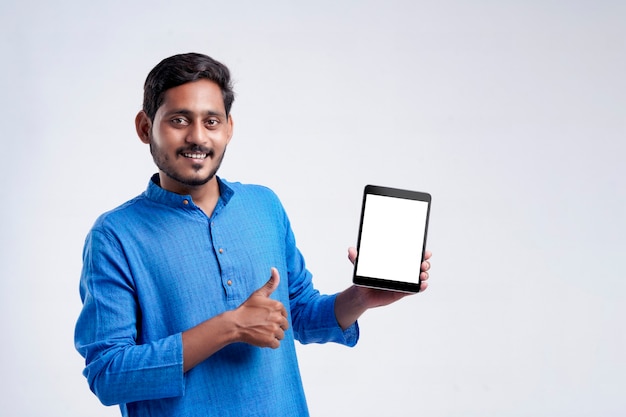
[{"left": 142, "top": 52, "right": 235, "bottom": 121}]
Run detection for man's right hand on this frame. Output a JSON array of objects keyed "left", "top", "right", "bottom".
[
  {"left": 231, "top": 267, "right": 289, "bottom": 348},
  {"left": 182, "top": 268, "right": 289, "bottom": 372}
]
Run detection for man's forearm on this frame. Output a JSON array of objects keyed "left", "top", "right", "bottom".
[
  {"left": 182, "top": 312, "right": 238, "bottom": 372},
  {"left": 334, "top": 285, "right": 368, "bottom": 331},
  {"left": 334, "top": 283, "right": 414, "bottom": 331}
]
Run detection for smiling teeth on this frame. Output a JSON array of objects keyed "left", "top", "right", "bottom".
[{"left": 183, "top": 153, "right": 207, "bottom": 159}]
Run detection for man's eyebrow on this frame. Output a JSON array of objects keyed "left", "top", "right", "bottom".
[{"left": 165, "top": 109, "right": 226, "bottom": 117}]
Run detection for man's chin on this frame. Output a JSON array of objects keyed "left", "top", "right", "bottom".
[{"left": 164, "top": 171, "right": 216, "bottom": 188}]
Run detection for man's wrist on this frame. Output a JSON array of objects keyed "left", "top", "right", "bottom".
[{"left": 335, "top": 286, "right": 368, "bottom": 330}]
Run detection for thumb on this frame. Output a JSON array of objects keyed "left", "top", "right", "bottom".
[
  {"left": 347, "top": 247, "right": 357, "bottom": 265},
  {"left": 256, "top": 267, "right": 280, "bottom": 297}
]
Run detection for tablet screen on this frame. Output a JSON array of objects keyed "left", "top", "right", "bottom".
[{"left": 354, "top": 186, "right": 431, "bottom": 292}]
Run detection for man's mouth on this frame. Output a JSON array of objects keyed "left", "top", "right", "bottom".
[{"left": 182, "top": 152, "right": 209, "bottom": 160}]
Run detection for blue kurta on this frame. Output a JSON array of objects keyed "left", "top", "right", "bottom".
[{"left": 75, "top": 175, "right": 358, "bottom": 416}]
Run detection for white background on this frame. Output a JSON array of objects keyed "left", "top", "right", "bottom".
[{"left": 1, "top": 1, "right": 624, "bottom": 416}]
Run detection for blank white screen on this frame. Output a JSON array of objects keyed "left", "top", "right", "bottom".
[{"left": 356, "top": 194, "right": 428, "bottom": 284}]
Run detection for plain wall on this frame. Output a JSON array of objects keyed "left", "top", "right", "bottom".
[{"left": 1, "top": 1, "right": 624, "bottom": 416}]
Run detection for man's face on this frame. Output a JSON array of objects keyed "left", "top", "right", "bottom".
[{"left": 138, "top": 79, "right": 233, "bottom": 195}]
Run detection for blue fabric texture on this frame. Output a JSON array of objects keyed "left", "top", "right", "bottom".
[{"left": 75, "top": 174, "right": 359, "bottom": 416}]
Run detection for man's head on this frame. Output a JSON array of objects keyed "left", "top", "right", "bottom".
[
  {"left": 142, "top": 52, "right": 235, "bottom": 122},
  {"left": 135, "top": 53, "right": 235, "bottom": 196}
]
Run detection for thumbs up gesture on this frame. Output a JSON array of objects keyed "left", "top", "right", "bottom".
[{"left": 232, "top": 268, "right": 289, "bottom": 348}]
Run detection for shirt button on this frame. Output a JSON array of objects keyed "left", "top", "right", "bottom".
[
  {"left": 227, "top": 280, "right": 233, "bottom": 286},
  {"left": 219, "top": 248, "right": 224, "bottom": 254},
  {"left": 183, "top": 200, "right": 189, "bottom": 205}
]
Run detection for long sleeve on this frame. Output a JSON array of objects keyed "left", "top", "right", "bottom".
[
  {"left": 75, "top": 229, "right": 185, "bottom": 406},
  {"left": 281, "top": 207, "right": 359, "bottom": 346}
]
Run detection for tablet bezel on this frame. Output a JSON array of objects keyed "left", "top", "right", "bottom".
[{"left": 352, "top": 185, "right": 432, "bottom": 293}]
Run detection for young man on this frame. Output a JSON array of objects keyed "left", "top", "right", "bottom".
[{"left": 75, "top": 52, "right": 431, "bottom": 416}]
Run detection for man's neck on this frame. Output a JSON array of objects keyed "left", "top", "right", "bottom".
[{"left": 159, "top": 173, "right": 221, "bottom": 217}]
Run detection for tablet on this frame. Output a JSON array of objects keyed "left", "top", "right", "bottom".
[{"left": 353, "top": 185, "right": 431, "bottom": 293}]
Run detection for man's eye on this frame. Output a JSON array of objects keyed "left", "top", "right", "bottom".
[
  {"left": 171, "top": 118, "right": 188, "bottom": 125},
  {"left": 206, "top": 119, "right": 219, "bottom": 126}
]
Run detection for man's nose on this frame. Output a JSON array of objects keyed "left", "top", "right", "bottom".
[{"left": 185, "top": 121, "right": 207, "bottom": 145}]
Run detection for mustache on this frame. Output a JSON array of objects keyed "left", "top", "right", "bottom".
[{"left": 176, "top": 145, "right": 214, "bottom": 156}]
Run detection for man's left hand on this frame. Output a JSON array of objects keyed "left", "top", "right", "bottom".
[{"left": 347, "top": 247, "right": 431, "bottom": 309}]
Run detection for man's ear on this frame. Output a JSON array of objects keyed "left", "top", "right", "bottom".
[
  {"left": 226, "top": 114, "right": 234, "bottom": 145},
  {"left": 135, "top": 111, "right": 152, "bottom": 144}
]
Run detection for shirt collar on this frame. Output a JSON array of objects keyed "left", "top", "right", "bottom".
[{"left": 145, "top": 173, "right": 234, "bottom": 209}]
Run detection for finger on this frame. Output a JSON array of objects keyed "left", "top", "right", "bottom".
[
  {"left": 279, "top": 302, "right": 288, "bottom": 318},
  {"left": 270, "top": 321, "right": 286, "bottom": 348},
  {"left": 424, "top": 250, "right": 432, "bottom": 261},
  {"left": 256, "top": 267, "right": 280, "bottom": 297},
  {"left": 347, "top": 247, "right": 357, "bottom": 264},
  {"left": 276, "top": 327, "right": 285, "bottom": 341},
  {"left": 420, "top": 271, "right": 429, "bottom": 281},
  {"left": 421, "top": 260, "right": 431, "bottom": 272},
  {"left": 269, "top": 337, "right": 281, "bottom": 349}
]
